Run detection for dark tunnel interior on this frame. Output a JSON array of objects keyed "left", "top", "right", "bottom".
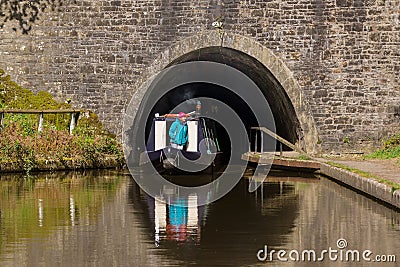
[
  {"left": 145, "top": 82, "right": 258, "bottom": 161},
  {"left": 165, "top": 46, "right": 301, "bottom": 146}
]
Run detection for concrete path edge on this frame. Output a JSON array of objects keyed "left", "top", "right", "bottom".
[{"left": 319, "top": 163, "right": 400, "bottom": 209}]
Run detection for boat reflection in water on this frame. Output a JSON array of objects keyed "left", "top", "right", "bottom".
[
  {"left": 138, "top": 175, "right": 210, "bottom": 245},
  {"left": 154, "top": 194, "right": 202, "bottom": 244},
  {"left": 130, "top": 168, "right": 224, "bottom": 246},
  {"left": 131, "top": 169, "right": 302, "bottom": 250}
]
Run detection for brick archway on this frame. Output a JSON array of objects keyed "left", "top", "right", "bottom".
[{"left": 126, "top": 30, "right": 319, "bottom": 155}]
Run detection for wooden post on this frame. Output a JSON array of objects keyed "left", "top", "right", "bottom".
[
  {"left": 0, "top": 112, "right": 4, "bottom": 130},
  {"left": 249, "top": 128, "right": 253, "bottom": 152},
  {"left": 0, "top": 110, "right": 81, "bottom": 133},
  {"left": 69, "top": 112, "right": 79, "bottom": 135},
  {"left": 69, "top": 112, "right": 76, "bottom": 135},
  {"left": 260, "top": 131, "right": 264, "bottom": 154},
  {"left": 38, "top": 113, "right": 44, "bottom": 132},
  {"left": 255, "top": 129, "right": 258, "bottom": 153}
]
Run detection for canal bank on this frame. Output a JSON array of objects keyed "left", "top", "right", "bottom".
[
  {"left": 318, "top": 161, "right": 400, "bottom": 210},
  {"left": 245, "top": 152, "right": 400, "bottom": 209},
  {"left": 0, "top": 156, "right": 123, "bottom": 174}
]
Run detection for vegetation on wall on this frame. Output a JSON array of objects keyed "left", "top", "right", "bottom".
[
  {"left": 365, "top": 133, "right": 400, "bottom": 164},
  {"left": 0, "top": 68, "right": 124, "bottom": 173}
]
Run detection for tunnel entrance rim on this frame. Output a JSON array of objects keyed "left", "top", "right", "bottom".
[{"left": 126, "top": 30, "right": 319, "bottom": 155}]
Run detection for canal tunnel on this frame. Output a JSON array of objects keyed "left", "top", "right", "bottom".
[{"left": 130, "top": 47, "right": 302, "bottom": 165}]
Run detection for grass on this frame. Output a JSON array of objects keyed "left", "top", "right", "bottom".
[
  {"left": 327, "top": 162, "right": 379, "bottom": 179},
  {"left": 326, "top": 162, "right": 400, "bottom": 192},
  {"left": 365, "top": 133, "right": 400, "bottom": 165},
  {"left": 365, "top": 146, "right": 400, "bottom": 162},
  {"left": 297, "top": 154, "right": 312, "bottom": 161}
]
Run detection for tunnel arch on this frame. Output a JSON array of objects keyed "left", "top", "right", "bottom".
[{"left": 124, "top": 31, "right": 319, "bottom": 165}]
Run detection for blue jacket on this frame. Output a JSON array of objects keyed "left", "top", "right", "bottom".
[{"left": 169, "top": 119, "right": 188, "bottom": 145}]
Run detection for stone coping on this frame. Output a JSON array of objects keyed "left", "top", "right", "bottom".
[{"left": 319, "top": 163, "right": 400, "bottom": 209}]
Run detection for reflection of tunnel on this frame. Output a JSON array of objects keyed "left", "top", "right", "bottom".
[{"left": 131, "top": 47, "right": 302, "bottom": 164}]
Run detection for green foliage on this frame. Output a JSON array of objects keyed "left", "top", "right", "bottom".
[
  {"left": 0, "top": 69, "right": 70, "bottom": 110},
  {"left": 366, "top": 146, "right": 400, "bottom": 160},
  {"left": 73, "top": 111, "right": 106, "bottom": 137},
  {"left": 0, "top": 69, "right": 124, "bottom": 173},
  {"left": 297, "top": 155, "right": 311, "bottom": 161},
  {"left": 0, "top": 122, "right": 37, "bottom": 173},
  {"left": 365, "top": 133, "right": 400, "bottom": 160},
  {"left": 4, "top": 113, "right": 37, "bottom": 136},
  {"left": 0, "top": 120, "right": 124, "bottom": 173},
  {"left": 383, "top": 133, "right": 400, "bottom": 149},
  {"left": 0, "top": 68, "right": 72, "bottom": 130}
]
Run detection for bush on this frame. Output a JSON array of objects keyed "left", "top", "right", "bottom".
[
  {"left": 1, "top": 68, "right": 72, "bottom": 130},
  {"left": 383, "top": 133, "right": 400, "bottom": 149},
  {"left": 0, "top": 68, "right": 124, "bottom": 173}
]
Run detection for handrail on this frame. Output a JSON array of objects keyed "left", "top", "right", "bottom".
[
  {"left": 251, "top": 127, "right": 306, "bottom": 155},
  {"left": 1, "top": 109, "right": 80, "bottom": 114},
  {"left": 0, "top": 109, "right": 81, "bottom": 134}
]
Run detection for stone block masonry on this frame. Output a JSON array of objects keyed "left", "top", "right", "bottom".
[{"left": 0, "top": 0, "right": 399, "bottom": 154}]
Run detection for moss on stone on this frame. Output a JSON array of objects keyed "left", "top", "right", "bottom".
[{"left": 0, "top": 69, "right": 124, "bottom": 174}]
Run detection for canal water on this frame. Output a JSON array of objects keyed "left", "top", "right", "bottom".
[{"left": 0, "top": 169, "right": 399, "bottom": 266}]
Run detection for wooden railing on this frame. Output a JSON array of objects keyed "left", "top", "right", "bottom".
[
  {"left": 250, "top": 127, "right": 306, "bottom": 155},
  {"left": 0, "top": 109, "right": 81, "bottom": 134}
]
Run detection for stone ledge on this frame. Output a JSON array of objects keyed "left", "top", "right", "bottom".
[{"left": 319, "top": 163, "right": 400, "bottom": 209}]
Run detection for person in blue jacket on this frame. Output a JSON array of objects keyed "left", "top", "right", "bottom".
[{"left": 169, "top": 112, "right": 188, "bottom": 150}]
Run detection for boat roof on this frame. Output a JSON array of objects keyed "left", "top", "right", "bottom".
[{"left": 154, "top": 117, "right": 201, "bottom": 122}]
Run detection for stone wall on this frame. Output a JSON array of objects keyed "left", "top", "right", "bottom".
[{"left": 0, "top": 0, "right": 399, "bottom": 154}]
